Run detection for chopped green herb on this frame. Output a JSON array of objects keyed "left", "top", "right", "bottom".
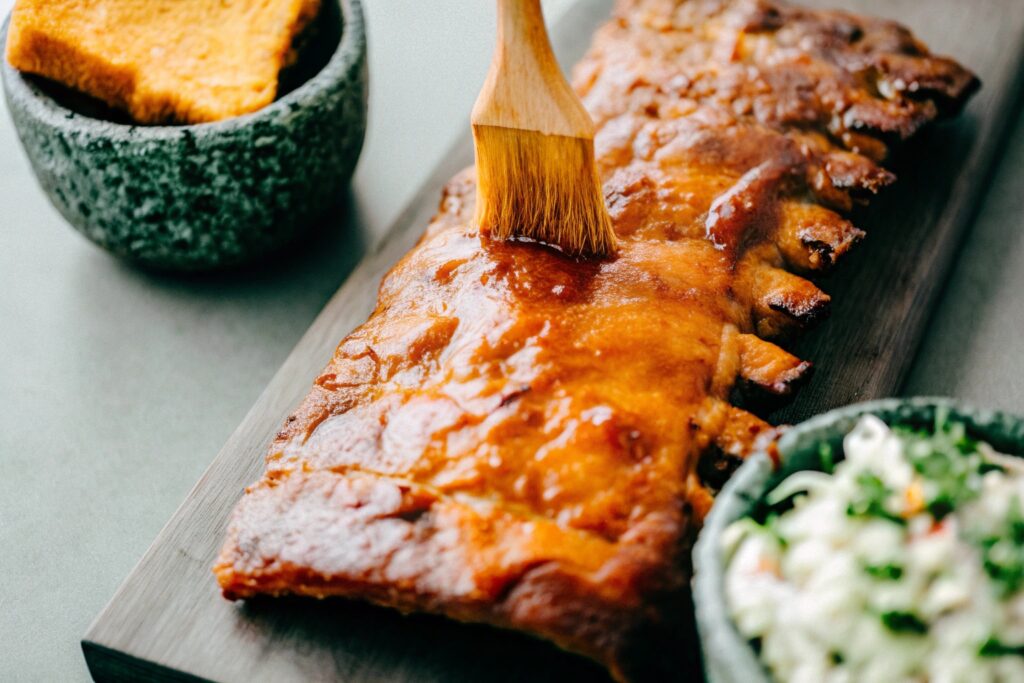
[
  {"left": 864, "top": 563, "right": 904, "bottom": 581},
  {"left": 895, "top": 418, "right": 986, "bottom": 521},
  {"left": 1010, "top": 497, "right": 1024, "bottom": 545},
  {"left": 979, "top": 637, "right": 1024, "bottom": 657},
  {"left": 829, "top": 651, "right": 844, "bottom": 665},
  {"left": 880, "top": 611, "right": 928, "bottom": 634},
  {"left": 951, "top": 426, "right": 979, "bottom": 456},
  {"left": 819, "top": 441, "right": 835, "bottom": 474},
  {"left": 847, "top": 472, "right": 904, "bottom": 525},
  {"left": 763, "top": 512, "right": 789, "bottom": 548},
  {"left": 979, "top": 462, "right": 1006, "bottom": 475},
  {"left": 927, "top": 494, "right": 956, "bottom": 521},
  {"left": 978, "top": 497, "right": 1024, "bottom": 597}
]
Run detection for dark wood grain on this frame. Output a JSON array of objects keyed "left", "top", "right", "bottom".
[
  {"left": 83, "top": 1, "right": 1024, "bottom": 681},
  {"left": 776, "top": 1, "right": 1024, "bottom": 423}
]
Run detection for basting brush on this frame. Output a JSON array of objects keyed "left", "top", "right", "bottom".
[{"left": 471, "top": 0, "right": 616, "bottom": 258}]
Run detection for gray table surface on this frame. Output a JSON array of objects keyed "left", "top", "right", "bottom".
[{"left": 0, "top": 0, "right": 1021, "bottom": 680}]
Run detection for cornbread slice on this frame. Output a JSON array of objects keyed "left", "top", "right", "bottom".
[{"left": 5, "top": 0, "right": 322, "bottom": 124}]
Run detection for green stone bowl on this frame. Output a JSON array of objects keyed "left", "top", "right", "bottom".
[
  {"left": 1, "top": 0, "right": 366, "bottom": 271},
  {"left": 693, "top": 397, "right": 1024, "bottom": 683}
]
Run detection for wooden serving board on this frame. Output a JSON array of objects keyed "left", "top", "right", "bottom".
[{"left": 84, "top": 1, "right": 1024, "bottom": 681}]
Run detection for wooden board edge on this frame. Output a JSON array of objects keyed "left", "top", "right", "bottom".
[
  {"left": 888, "top": 38, "right": 1024, "bottom": 394},
  {"left": 774, "top": 24, "right": 1024, "bottom": 423},
  {"left": 83, "top": 640, "right": 215, "bottom": 683}
]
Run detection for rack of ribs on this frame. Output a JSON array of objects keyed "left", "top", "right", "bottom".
[{"left": 215, "top": 1, "right": 978, "bottom": 680}]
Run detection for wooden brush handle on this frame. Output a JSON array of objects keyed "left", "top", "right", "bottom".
[{"left": 472, "top": 0, "right": 595, "bottom": 138}]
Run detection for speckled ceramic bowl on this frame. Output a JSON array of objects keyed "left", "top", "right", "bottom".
[
  {"left": 1, "top": 0, "right": 366, "bottom": 270},
  {"left": 693, "top": 397, "right": 1024, "bottom": 683}
]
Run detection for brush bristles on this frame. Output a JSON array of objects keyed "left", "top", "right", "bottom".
[{"left": 473, "top": 126, "right": 616, "bottom": 257}]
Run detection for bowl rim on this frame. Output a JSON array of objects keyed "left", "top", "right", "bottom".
[
  {"left": 693, "top": 396, "right": 1024, "bottom": 683},
  {"left": 1, "top": 0, "right": 365, "bottom": 139}
]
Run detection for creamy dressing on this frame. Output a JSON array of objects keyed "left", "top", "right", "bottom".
[{"left": 723, "top": 415, "right": 1024, "bottom": 683}]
